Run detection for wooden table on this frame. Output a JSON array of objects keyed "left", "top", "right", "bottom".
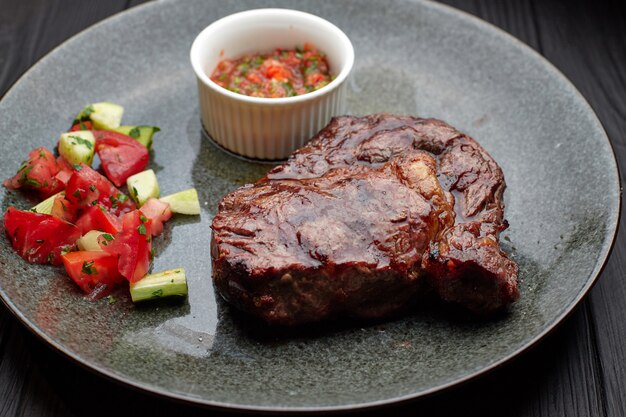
[{"left": 0, "top": 1, "right": 624, "bottom": 416}]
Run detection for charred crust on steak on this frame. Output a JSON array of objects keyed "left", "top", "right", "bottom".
[{"left": 211, "top": 114, "right": 519, "bottom": 325}]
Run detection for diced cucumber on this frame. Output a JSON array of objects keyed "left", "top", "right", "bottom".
[
  {"left": 126, "top": 169, "right": 160, "bottom": 206},
  {"left": 58, "top": 131, "right": 96, "bottom": 166},
  {"left": 113, "top": 125, "right": 160, "bottom": 149},
  {"left": 31, "top": 191, "right": 64, "bottom": 215},
  {"left": 74, "top": 102, "right": 124, "bottom": 130},
  {"left": 76, "top": 230, "right": 109, "bottom": 251},
  {"left": 159, "top": 188, "right": 201, "bottom": 215},
  {"left": 129, "top": 268, "right": 188, "bottom": 302}
]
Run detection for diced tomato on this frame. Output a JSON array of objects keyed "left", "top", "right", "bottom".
[
  {"left": 3, "top": 147, "right": 64, "bottom": 198},
  {"left": 265, "top": 62, "right": 291, "bottom": 82},
  {"left": 55, "top": 156, "right": 75, "bottom": 186},
  {"left": 94, "top": 130, "right": 149, "bottom": 187},
  {"left": 50, "top": 194, "right": 78, "bottom": 223},
  {"left": 101, "top": 210, "right": 151, "bottom": 283},
  {"left": 75, "top": 205, "right": 122, "bottom": 235},
  {"left": 306, "top": 72, "right": 326, "bottom": 86},
  {"left": 139, "top": 198, "right": 172, "bottom": 237},
  {"left": 3, "top": 207, "right": 81, "bottom": 265},
  {"left": 65, "top": 163, "right": 135, "bottom": 216},
  {"left": 246, "top": 73, "right": 262, "bottom": 84},
  {"left": 69, "top": 120, "right": 93, "bottom": 132},
  {"left": 61, "top": 251, "right": 124, "bottom": 293}
]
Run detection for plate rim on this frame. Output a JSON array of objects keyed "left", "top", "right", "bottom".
[{"left": 0, "top": 0, "right": 621, "bottom": 412}]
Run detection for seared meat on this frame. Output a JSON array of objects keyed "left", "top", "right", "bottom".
[{"left": 212, "top": 114, "right": 519, "bottom": 325}]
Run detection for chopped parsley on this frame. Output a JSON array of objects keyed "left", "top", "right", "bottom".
[
  {"left": 22, "top": 178, "right": 42, "bottom": 188},
  {"left": 69, "top": 135, "right": 93, "bottom": 149},
  {"left": 80, "top": 105, "right": 94, "bottom": 120},
  {"left": 17, "top": 165, "right": 35, "bottom": 185},
  {"left": 304, "top": 61, "right": 318, "bottom": 74},
  {"left": 110, "top": 195, "right": 119, "bottom": 208},
  {"left": 128, "top": 127, "right": 141, "bottom": 138},
  {"left": 81, "top": 260, "right": 97, "bottom": 275}
]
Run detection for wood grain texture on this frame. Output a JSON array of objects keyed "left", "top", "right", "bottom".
[
  {"left": 0, "top": 0, "right": 624, "bottom": 416},
  {"left": 525, "top": 2, "right": 626, "bottom": 414},
  {"left": 0, "top": 0, "right": 133, "bottom": 97},
  {"left": 482, "top": 1, "right": 625, "bottom": 417}
]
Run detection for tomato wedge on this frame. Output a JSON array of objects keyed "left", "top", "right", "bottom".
[
  {"left": 65, "top": 163, "right": 135, "bottom": 216},
  {"left": 101, "top": 210, "right": 152, "bottom": 283},
  {"left": 139, "top": 198, "right": 172, "bottom": 237},
  {"left": 61, "top": 251, "right": 124, "bottom": 293},
  {"left": 75, "top": 205, "right": 122, "bottom": 235},
  {"left": 3, "top": 147, "right": 64, "bottom": 198},
  {"left": 54, "top": 156, "right": 75, "bottom": 187},
  {"left": 94, "top": 130, "right": 149, "bottom": 187},
  {"left": 4, "top": 207, "right": 81, "bottom": 265}
]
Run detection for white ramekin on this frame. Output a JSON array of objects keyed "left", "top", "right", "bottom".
[{"left": 190, "top": 8, "right": 354, "bottom": 161}]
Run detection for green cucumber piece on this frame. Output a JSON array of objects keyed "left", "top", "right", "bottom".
[
  {"left": 159, "top": 188, "right": 201, "bottom": 215},
  {"left": 76, "top": 230, "right": 109, "bottom": 251},
  {"left": 126, "top": 169, "right": 160, "bottom": 206},
  {"left": 129, "top": 268, "right": 188, "bottom": 302},
  {"left": 74, "top": 102, "right": 124, "bottom": 130},
  {"left": 113, "top": 125, "right": 160, "bottom": 149},
  {"left": 31, "top": 191, "right": 64, "bottom": 215},
  {"left": 58, "top": 131, "right": 96, "bottom": 166}
]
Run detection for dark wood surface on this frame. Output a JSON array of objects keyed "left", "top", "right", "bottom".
[{"left": 0, "top": 0, "right": 624, "bottom": 416}]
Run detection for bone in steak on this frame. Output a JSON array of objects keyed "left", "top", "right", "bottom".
[{"left": 211, "top": 114, "right": 519, "bottom": 325}]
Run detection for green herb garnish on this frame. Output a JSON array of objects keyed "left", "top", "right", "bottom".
[
  {"left": 69, "top": 135, "right": 93, "bottom": 149},
  {"left": 82, "top": 260, "right": 97, "bottom": 275}
]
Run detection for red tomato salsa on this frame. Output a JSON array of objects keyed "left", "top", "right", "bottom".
[{"left": 210, "top": 43, "right": 333, "bottom": 98}]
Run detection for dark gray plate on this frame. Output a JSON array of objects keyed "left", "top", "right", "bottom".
[{"left": 0, "top": 0, "right": 619, "bottom": 412}]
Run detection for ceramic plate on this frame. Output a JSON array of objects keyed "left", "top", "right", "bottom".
[{"left": 0, "top": 0, "right": 619, "bottom": 412}]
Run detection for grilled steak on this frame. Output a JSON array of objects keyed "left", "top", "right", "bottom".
[{"left": 211, "top": 114, "right": 519, "bottom": 325}]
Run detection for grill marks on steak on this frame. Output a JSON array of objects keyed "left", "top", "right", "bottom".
[
  {"left": 212, "top": 114, "right": 519, "bottom": 325},
  {"left": 267, "top": 115, "right": 501, "bottom": 219}
]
